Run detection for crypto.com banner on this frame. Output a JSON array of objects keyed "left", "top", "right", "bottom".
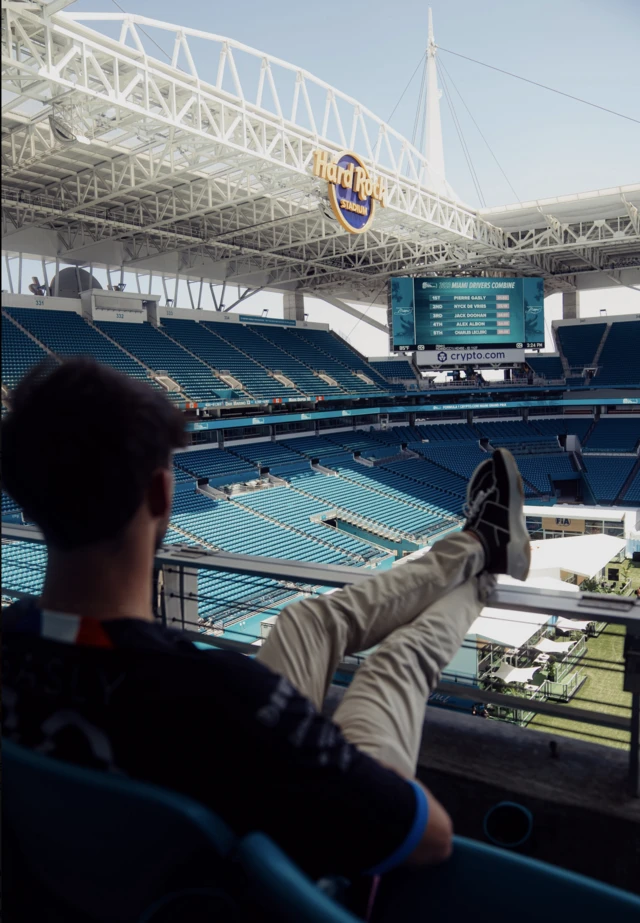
[{"left": 414, "top": 347, "right": 525, "bottom": 367}]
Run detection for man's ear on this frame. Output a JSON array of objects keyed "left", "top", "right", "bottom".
[{"left": 147, "top": 468, "right": 173, "bottom": 520}]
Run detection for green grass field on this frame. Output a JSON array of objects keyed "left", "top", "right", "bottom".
[
  {"left": 529, "top": 560, "right": 638, "bottom": 749},
  {"left": 529, "top": 624, "right": 632, "bottom": 750}
]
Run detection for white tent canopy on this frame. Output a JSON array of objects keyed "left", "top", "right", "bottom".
[
  {"left": 470, "top": 608, "right": 551, "bottom": 648},
  {"left": 495, "top": 663, "right": 541, "bottom": 685},
  {"left": 529, "top": 534, "right": 626, "bottom": 580},
  {"left": 555, "top": 617, "right": 594, "bottom": 633},
  {"left": 535, "top": 638, "right": 575, "bottom": 654},
  {"left": 498, "top": 575, "right": 580, "bottom": 593}
]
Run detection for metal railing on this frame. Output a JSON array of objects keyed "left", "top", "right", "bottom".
[{"left": 2, "top": 521, "right": 639, "bottom": 795}]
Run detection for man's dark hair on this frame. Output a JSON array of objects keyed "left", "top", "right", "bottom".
[{"left": 2, "top": 359, "right": 187, "bottom": 549}]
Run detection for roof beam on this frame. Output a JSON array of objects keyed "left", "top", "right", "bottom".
[{"left": 312, "top": 294, "right": 388, "bottom": 333}]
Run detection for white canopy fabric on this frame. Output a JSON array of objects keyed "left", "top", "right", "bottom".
[
  {"left": 555, "top": 617, "right": 593, "bottom": 633},
  {"left": 470, "top": 608, "right": 551, "bottom": 648},
  {"left": 535, "top": 638, "right": 575, "bottom": 654},
  {"left": 498, "top": 574, "right": 580, "bottom": 593},
  {"left": 495, "top": 663, "right": 541, "bottom": 685},
  {"left": 529, "top": 534, "right": 626, "bottom": 579}
]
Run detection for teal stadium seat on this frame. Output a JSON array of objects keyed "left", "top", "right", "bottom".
[
  {"left": 557, "top": 323, "right": 607, "bottom": 369},
  {"left": 3, "top": 737, "right": 238, "bottom": 923},
  {"left": 369, "top": 835, "right": 640, "bottom": 922},
  {"left": 4, "top": 738, "right": 362, "bottom": 923},
  {"left": 369, "top": 359, "right": 416, "bottom": 382},
  {"left": 594, "top": 321, "right": 640, "bottom": 387},
  {"left": 7, "top": 739, "right": 639, "bottom": 923}
]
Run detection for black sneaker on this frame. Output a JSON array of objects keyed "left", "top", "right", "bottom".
[{"left": 463, "top": 449, "right": 531, "bottom": 579}]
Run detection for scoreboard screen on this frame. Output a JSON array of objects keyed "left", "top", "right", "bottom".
[{"left": 390, "top": 277, "right": 545, "bottom": 352}]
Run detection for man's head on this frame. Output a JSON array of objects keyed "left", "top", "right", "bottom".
[{"left": 3, "top": 359, "right": 187, "bottom": 554}]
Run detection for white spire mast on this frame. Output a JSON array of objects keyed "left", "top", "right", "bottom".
[{"left": 425, "top": 7, "right": 447, "bottom": 195}]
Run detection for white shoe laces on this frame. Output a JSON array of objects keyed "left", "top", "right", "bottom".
[{"left": 463, "top": 486, "right": 496, "bottom": 520}]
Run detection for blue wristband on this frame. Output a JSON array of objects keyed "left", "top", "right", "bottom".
[{"left": 366, "top": 780, "right": 429, "bottom": 876}]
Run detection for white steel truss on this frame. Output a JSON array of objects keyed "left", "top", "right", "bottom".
[{"left": 2, "top": 2, "right": 639, "bottom": 306}]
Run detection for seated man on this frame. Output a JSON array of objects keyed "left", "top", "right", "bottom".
[{"left": 2, "top": 360, "right": 530, "bottom": 886}]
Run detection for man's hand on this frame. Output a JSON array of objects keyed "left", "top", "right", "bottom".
[
  {"left": 406, "top": 780, "right": 453, "bottom": 865},
  {"left": 378, "top": 762, "right": 453, "bottom": 865}
]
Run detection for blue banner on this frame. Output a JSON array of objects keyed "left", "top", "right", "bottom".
[
  {"left": 185, "top": 396, "right": 638, "bottom": 432},
  {"left": 238, "top": 314, "right": 296, "bottom": 326}
]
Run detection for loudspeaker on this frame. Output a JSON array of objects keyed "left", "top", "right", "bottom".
[
  {"left": 608, "top": 568, "right": 619, "bottom": 581},
  {"left": 632, "top": 551, "right": 640, "bottom": 563}
]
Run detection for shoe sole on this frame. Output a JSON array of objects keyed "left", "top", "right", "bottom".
[{"left": 493, "top": 448, "right": 531, "bottom": 580}]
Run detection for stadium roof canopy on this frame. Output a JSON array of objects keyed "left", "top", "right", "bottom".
[{"left": 3, "top": 1, "right": 639, "bottom": 315}]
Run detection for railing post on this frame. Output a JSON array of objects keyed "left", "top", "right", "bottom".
[
  {"left": 623, "top": 627, "right": 640, "bottom": 797},
  {"left": 630, "top": 694, "right": 640, "bottom": 798},
  {"left": 161, "top": 552, "right": 199, "bottom": 632}
]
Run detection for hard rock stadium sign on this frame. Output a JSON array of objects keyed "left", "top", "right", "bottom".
[{"left": 312, "top": 150, "right": 387, "bottom": 234}]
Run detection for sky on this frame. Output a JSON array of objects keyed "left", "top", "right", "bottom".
[{"left": 13, "top": 0, "right": 640, "bottom": 354}]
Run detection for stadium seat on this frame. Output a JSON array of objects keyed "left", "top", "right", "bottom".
[
  {"left": 4, "top": 738, "right": 363, "bottom": 923},
  {"left": 557, "top": 323, "right": 607, "bottom": 370},
  {"left": 369, "top": 359, "right": 416, "bottom": 385},
  {"left": 594, "top": 320, "right": 640, "bottom": 387},
  {"left": 238, "top": 833, "right": 362, "bottom": 923},
  {"left": 3, "top": 737, "right": 238, "bottom": 923},
  {"left": 525, "top": 354, "right": 564, "bottom": 380},
  {"left": 371, "top": 835, "right": 640, "bottom": 922}
]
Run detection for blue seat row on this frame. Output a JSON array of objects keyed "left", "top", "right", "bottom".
[
  {"left": 171, "top": 490, "right": 356, "bottom": 566},
  {"left": 525, "top": 355, "right": 564, "bottom": 379},
  {"left": 2, "top": 313, "right": 53, "bottom": 388},
  {"left": 624, "top": 469, "right": 640, "bottom": 503},
  {"left": 583, "top": 418, "right": 640, "bottom": 453},
  {"left": 594, "top": 320, "right": 640, "bottom": 387},
  {"left": 237, "top": 325, "right": 348, "bottom": 397},
  {"left": 409, "top": 442, "right": 488, "bottom": 480},
  {"left": 162, "top": 318, "right": 299, "bottom": 400},
  {"left": 583, "top": 456, "right": 637, "bottom": 503},
  {"left": 288, "top": 468, "right": 448, "bottom": 539},
  {"left": 232, "top": 487, "right": 383, "bottom": 562},
  {"left": 95, "top": 319, "right": 228, "bottom": 402},
  {"left": 369, "top": 359, "right": 416, "bottom": 380},
  {"left": 291, "top": 328, "right": 390, "bottom": 393},
  {"left": 557, "top": 323, "right": 607, "bottom": 368},
  {"left": 174, "top": 448, "right": 256, "bottom": 480},
  {"left": 514, "top": 454, "right": 577, "bottom": 496}
]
